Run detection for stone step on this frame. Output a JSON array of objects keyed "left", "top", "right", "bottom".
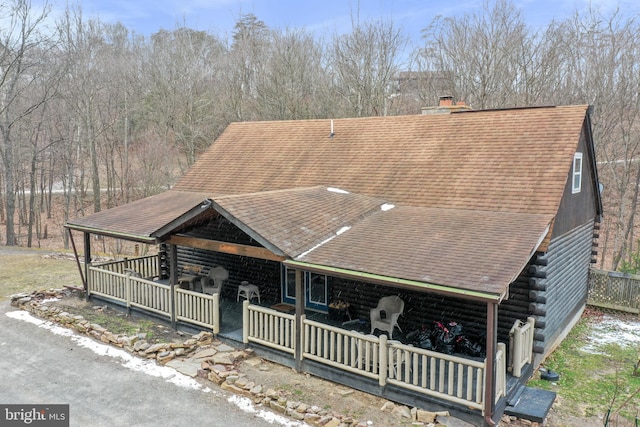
[{"left": 505, "top": 386, "right": 556, "bottom": 423}]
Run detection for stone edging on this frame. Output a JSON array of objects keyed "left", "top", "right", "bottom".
[{"left": 10, "top": 289, "right": 455, "bottom": 427}]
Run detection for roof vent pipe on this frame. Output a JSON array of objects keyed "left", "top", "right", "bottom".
[{"left": 330, "top": 119, "right": 335, "bottom": 138}]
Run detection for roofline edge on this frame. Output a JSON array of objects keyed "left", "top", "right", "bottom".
[
  {"left": 284, "top": 260, "right": 504, "bottom": 303},
  {"left": 64, "top": 223, "right": 157, "bottom": 244}
]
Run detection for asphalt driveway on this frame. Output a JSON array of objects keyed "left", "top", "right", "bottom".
[{"left": 0, "top": 301, "right": 305, "bottom": 427}]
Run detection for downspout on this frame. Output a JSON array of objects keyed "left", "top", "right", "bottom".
[{"left": 484, "top": 302, "right": 498, "bottom": 426}]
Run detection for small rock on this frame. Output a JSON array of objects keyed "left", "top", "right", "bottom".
[
  {"left": 133, "top": 340, "right": 150, "bottom": 352},
  {"left": 211, "top": 354, "right": 234, "bottom": 365},
  {"left": 244, "top": 357, "right": 262, "bottom": 367},
  {"left": 304, "top": 413, "right": 322, "bottom": 424},
  {"left": 392, "top": 405, "right": 412, "bottom": 418},
  {"left": 157, "top": 351, "right": 176, "bottom": 364},
  {"left": 381, "top": 401, "right": 395, "bottom": 412},
  {"left": 265, "top": 389, "right": 279, "bottom": 399},
  {"left": 193, "top": 348, "right": 218, "bottom": 359},
  {"left": 144, "top": 343, "right": 167, "bottom": 354},
  {"left": 269, "top": 400, "right": 287, "bottom": 414}
]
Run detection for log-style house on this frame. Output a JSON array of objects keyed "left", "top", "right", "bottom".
[{"left": 65, "top": 104, "right": 602, "bottom": 426}]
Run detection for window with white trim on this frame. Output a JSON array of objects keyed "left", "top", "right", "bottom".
[{"left": 572, "top": 152, "right": 583, "bottom": 194}]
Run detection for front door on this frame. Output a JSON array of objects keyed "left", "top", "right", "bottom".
[{"left": 281, "top": 266, "right": 329, "bottom": 312}]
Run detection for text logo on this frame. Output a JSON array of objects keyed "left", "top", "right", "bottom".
[{"left": 1, "top": 405, "right": 69, "bottom": 426}]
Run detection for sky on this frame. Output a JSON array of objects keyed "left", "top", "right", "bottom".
[{"left": 48, "top": 0, "right": 640, "bottom": 43}]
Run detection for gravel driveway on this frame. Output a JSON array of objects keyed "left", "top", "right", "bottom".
[{"left": 0, "top": 300, "right": 303, "bottom": 427}]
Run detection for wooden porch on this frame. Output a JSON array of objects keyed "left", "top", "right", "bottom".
[{"left": 87, "top": 255, "right": 540, "bottom": 426}]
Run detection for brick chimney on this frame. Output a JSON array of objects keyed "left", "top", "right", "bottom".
[
  {"left": 422, "top": 96, "right": 472, "bottom": 114},
  {"left": 439, "top": 96, "right": 454, "bottom": 107}
]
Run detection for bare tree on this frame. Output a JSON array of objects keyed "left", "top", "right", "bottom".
[
  {"left": 255, "top": 28, "right": 329, "bottom": 120},
  {"left": 554, "top": 9, "right": 640, "bottom": 269},
  {"left": 420, "top": 0, "right": 538, "bottom": 109},
  {"left": 330, "top": 17, "right": 407, "bottom": 117},
  {"left": 0, "top": 0, "right": 56, "bottom": 245},
  {"left": 145, "top": 27, "right": 226, "bottom": 169}
]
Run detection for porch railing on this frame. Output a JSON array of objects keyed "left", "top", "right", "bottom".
[
  {"left": 88, "top": 258, "right": 219, "bottom": 333},
  {"left": 245, "top": 305, "right": 507, "bottom": 412},
  {"left": 302, "top": 317, "right": 384, "bottom": 382},
  {"left": 175, "top": 288, "right": 219, "bottom": 334},
  {"left": 495, "top": 343, "right": 507, "bottom": 401},
  {"left": 89, "top": 266, "right": 128, "bottom": 302},
  {"left": 92, "top": 255, "right": 159, "bottom": 278},
  {"left": 509, "top": 317, "right": 535, "bottom": 377},
  {"left": 243, "top": 301, "right": 296, "bottom": 354},
  {"left": 128, "top": 276, "right": 171, "bottom": 319},
  {"left": 386, "top": 340, "right": 486, "bottom": 410}
]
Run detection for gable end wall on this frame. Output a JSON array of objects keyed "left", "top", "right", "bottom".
[{"left": 552, "top": 126, "right": 598, "bottom": 239}]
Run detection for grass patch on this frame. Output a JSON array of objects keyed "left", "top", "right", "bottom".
[
  {"left": 80, "top": 310, "right": 156, "bottom": 338},
  {"left": 529, "top": 313, "right": 640, "bottom": 421},
  {"left": 0, "top": 252, "right": 81, "bottom": 300}
]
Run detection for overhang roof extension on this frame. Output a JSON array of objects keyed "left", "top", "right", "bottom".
[{"left": 64, "top": 190, "right": 213, "bottom": 243}]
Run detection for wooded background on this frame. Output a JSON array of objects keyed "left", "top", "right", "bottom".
[{"left": 0, "top": 0, "right": 638, "bottom": 271}]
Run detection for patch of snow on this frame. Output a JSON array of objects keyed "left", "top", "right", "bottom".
[
  {"left": 228, "top": 395, "right": 309, "bottom": 426},
  {"left": 380, "top": 203, "right": 395, "bottom": 211},
  {"left": 336, "top": 226, "right": 351, "bottom": 235},
  {"left": 327, "top": 187, "right": 349, "bottom": 194},
  {"left": 6, "top": 310, "right": 312, "bottom": 426},
  {"left": 297, "top": 225, "right": 351, "bottom": 258},
  {"left": 296, "top": 234, "right": 338, "bottom": 259},
  {"left": 581, "top": 314, "right": 640, "bottom": 354}
]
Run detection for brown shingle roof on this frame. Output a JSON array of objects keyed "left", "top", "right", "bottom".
[
  {"left": 66, "top": 105, "right": 592, "bottom": 299},
  {"left": 174, "top": 105, "right": 589, "bottom": 217},
  {"left": 213, "top": 186, "right": 386, "bottom": 257},
  {"left": 213, "top": 187, "right": 552, "bottom": 297},
  {"left": 296, "top": 206, "right": 551, "bottom": 296},
  {"left": 66, "top": 190, "right": 210, "bottom": 242}
]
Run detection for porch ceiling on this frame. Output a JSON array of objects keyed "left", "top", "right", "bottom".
[{"left": 64, "top": 190, "right": 213, "bottom": 243}]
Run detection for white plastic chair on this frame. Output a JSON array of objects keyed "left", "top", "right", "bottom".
[
  {"left": 370, "top": 295, "right": 404, "bottom": 338},
  {"left": 201, "top": 266, "right": 228, "bottom": 295}
]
